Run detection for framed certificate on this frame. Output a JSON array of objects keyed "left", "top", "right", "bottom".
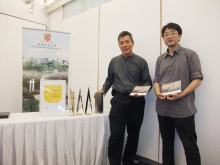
[{"left": 40, "top": 80, "right": 66, "bottom": 116}]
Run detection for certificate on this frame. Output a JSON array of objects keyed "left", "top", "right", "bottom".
[{"left": 40, "top": 80, "right": 66, "bottom": 116}]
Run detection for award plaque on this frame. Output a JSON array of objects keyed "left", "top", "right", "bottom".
[{"left": 69, "top": 89, "right": 75, "bottom": 116}]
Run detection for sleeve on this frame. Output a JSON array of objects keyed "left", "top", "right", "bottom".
[
  {"left": 153, "top": 56, "right": 161, "bottom": 83},
  {"left": 188, "top": 51, "right": 203, "bottom": 81},
  {"left": 101, "top": 59, "right": 114, "bottom": 94},
  {"left": 141, "top": 59, "right": 153, "bottom": 91}
]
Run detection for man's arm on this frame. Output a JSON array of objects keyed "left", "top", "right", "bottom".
[
  {"left": 94, "top": 90, "right": 104, "bottom": 98},
  {"left": 167, "top": 79, "right": 201, "bottom": 101},
  {"left": 153, "top": 57, "right": 166, "bottom": 100},
  {"left": 153, "top": 82, "right": 166, "bottom": 100}
]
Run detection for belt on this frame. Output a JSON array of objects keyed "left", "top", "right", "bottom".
[{"left": 115, "top": 90, "right": 131, "bottom": 96}]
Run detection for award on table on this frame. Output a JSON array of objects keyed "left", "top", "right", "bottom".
[
  {"left": 76, "top": 88, "right": 84, "bottom": 115},
  {"left": 95, "top": 93, "right": 103, "bottom": 114},
  {"left": 85, "top": 87, "right": 93, "bottom": 115},
  {"left": 69, "top": 88, "right": 75, "bottom": 116},
  {"left": 40, "top": 80, "right": 66, "bottom": 116},
  {"left": 161, "top": 80, "right": 181, "bottom": 95},
  {"left": 130, "top": 85, "right": 151, "bottom": 96}
]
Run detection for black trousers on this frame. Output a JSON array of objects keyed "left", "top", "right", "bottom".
[
  {"left": 158, "top": 114, "right": 201, "bottom": 165},
  {"left": 108, "top": 93, "right": 145, "bottom": 165}
]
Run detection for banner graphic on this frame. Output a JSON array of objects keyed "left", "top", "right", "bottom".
[{"left": 22, "top": 28, "right": 70, "bottom": 112}]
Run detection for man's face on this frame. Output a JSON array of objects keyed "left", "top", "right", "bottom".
[
  {"left": 163, "top": 28, "right": 181, "bottom": 48},
  {"left": 118, "top": 35, "right": 134, "bottom": 56}
]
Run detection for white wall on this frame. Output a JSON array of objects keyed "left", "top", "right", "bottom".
[
  {"left": 49, "top": 6, "right": 63, "bottom": 31},
  {"left": 63, "top": 0, "right": 109, "bottom": 19},
  {"left": 0, "top": 0, "right": 48, "bottom": 25},
  {"left": 62, "top": 6, "right": 99, "bottom": 110},
  {"left": 0, "top": 0, "right": 46, "bottom": 113}
]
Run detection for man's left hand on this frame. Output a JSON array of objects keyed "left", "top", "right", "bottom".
[
  {"left": 167, "top": 93, "right": 182, "bottom": 101},
  {"left": 133, "top": 94, "right": 144, "bottom": 98}
]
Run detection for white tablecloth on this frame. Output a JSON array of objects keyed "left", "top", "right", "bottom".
[{"left": 0, "top": 112, "right": 110, "bottom": 165}]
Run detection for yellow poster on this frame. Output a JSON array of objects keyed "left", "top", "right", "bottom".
[
  {"left": 40, "top": 80, "right": 66, "bottom": 116},
  {"left": 44, "top": 85, "right": 62, "bottom": 103}
]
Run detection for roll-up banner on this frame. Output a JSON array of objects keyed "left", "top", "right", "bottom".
[{"left": 22, "top": 28, "right": 70, "bottom": 113}]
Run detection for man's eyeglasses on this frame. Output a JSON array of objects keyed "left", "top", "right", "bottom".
[{"left": 164, "top": 32, "right": 178, "bottom": 37}]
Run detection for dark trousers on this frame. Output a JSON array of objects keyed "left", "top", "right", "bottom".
[
  {"left": 108, "top": 93, "right": 145, "bottom": 165},
  {"left": 158, "top": 115, "right": 201, "bottom": 165}
]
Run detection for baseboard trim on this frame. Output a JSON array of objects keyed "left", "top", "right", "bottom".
[{"left": 136, "top": 155, "right": 162, "bottom": 165}]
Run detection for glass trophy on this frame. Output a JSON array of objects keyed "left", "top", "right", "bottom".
[
  {"left": 76, "top": 88, "right": 84, "bottom": 115},
  {"left": 85, "top": 87, "right": 93, "bottom": 115},
  {"left": 69, "top": 90, "right": 75, "bottom": 116}
]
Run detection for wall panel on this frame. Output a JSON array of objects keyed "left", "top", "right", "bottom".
[{"left": 63, "top": 7, "right": 99, "bottom": 111}]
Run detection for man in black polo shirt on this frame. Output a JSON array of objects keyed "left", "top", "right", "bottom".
[
  {"left": 154, "top": 23, "right": 203, "bottom": 165},
  {"left": 95, "top": 31, "right": 152, "bottom": 165}
]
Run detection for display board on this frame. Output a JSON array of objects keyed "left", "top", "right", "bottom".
[{"left": 22, "top": 28, "right": 70, "bottom": 113}]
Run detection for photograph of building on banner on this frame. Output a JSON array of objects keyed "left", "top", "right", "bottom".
[
  {"left": 161, "top": 80, "right": 181, "bottom": 96},
  {"left": 22, "top": 28, "right": 70, "bottom": 112}
]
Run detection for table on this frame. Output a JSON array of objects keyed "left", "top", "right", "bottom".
[{"left": 0, "top": 112, "right": 110, "bottom": 165}]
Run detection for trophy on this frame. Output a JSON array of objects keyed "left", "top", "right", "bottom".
[
  {"left": 95, "top": 93, "right": 103, "bottom": 113},
  {"left": 85, "top": 87, "right": 93, "bottom": 115},
  {"left": 69, "top": 89, "right": 75, "bottom": 116},
  {"left": 76, "top": 88, "right": 84, "bottom": 115}
]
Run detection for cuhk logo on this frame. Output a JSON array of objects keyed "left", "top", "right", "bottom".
[{"left": 44, "top": 34, "right": 51, "bottom": 41}]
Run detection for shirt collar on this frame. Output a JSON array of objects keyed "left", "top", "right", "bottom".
[
  {"left": 165, "top": 44, "right": 182, "bottom": 57},
  {"left": 121, "top": 53, "right": 135, "bottom": 59}
]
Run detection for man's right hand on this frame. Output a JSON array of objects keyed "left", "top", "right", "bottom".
[
  {"left": 157, "top": 93, "right": 167, "bottom": 100},
  {"left": 154, "top": 82, "right": 166, "bottom": 100},
  {"left": 94, "top": 90, "right": 104, "bottom": 98}
]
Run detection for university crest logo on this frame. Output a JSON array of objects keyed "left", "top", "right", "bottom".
[{"left": 44, "top": 34, "right": 51, "bottom": 42}]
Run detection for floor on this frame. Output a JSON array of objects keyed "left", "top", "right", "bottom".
[
  {"left": 133, "top": 163, "right": 150, "bottom": 165},
  {"left": 133, "top": 156, "right": 161, "bottom": 165}
]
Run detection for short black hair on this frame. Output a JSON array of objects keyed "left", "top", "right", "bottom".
[
  {"left": 118, "top": 31, "right": 134, "bottom": 42},
  {"left": 161, "top": 23, "right": 182, "bottom": 37}
]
